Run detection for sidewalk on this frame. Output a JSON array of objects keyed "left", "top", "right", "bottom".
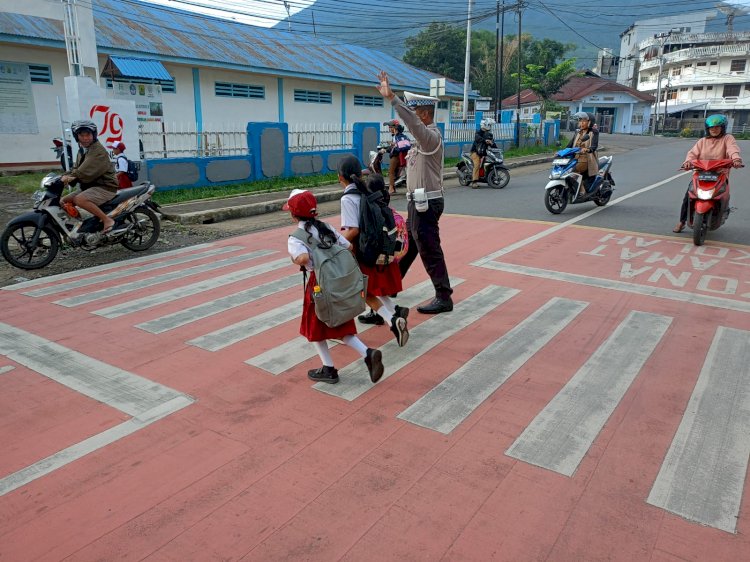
[{"left": 160, "top": 153, "right": 556, "bottom": 225}]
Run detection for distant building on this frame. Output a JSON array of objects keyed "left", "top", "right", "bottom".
[
  {"left": 0, "top": 0, "right": 463, "bottom": 168},
  {"left": 501, "top": 73, "right": 654, "bottom": 135}
]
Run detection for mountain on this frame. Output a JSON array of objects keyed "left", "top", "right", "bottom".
[{"left": 274, "top": 1, "right": 750, "bottom": 70}]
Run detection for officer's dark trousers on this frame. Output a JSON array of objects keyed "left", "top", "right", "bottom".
[{"left": 399, "top": 198, "right": 453, "bottom": 300}]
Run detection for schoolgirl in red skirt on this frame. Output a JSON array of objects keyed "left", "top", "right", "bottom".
[
  {"left": 285, "top": 189, "right": 384, "bottom": 385},
  {"left": 337, "top": 156, "right": 410, "bottom": 347}
]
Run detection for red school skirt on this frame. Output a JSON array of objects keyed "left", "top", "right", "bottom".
[
  {"left": 359, "top": 261, "right": 402, "bottom": 297},
  {"left": 300, "top": 271, "right": 358, "bottom": 342}
]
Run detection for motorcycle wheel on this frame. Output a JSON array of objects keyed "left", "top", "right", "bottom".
[
  {"left": 457, "top": 168, "right": 470, "bottom": 186},
  {"left": 594, "top": 186, "right": 612, "bottom": 207},
  {"left": 120, "top": 207, "right": 160, "bottom": 251},
  {"left": 544, "top": 187, "right": 568, "bottom": 214},
  {"left": 488, "top": 168, "right": 510, "bottom": 189},
  {"left": 692, "top": 211, "right": 707, "bottom": 246},
  {"left": 1, "top": 222, "right": 59, "bottom": 269}
]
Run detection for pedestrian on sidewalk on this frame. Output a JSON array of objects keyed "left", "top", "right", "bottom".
[
  {"left": 110, "top": 141, "right": 133, "bottom": 189},
  {"left": 375, "top": 70, "right": 453, "bottom": 314},
  {"left": 338, "top": 157, "right": 410, "bottom": 347},
  {"left": 285, "top": 189, "right": 384, "bottom": 385}
]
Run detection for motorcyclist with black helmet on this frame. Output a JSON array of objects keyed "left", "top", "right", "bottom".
[
  {"left": 566, "top": 111, "right": 599, "bottom": 198},
  {"left": 383, "top": 119, "right": 411, "bottom": 194},
  {"left": 61, "top": 120, "right": 118, "bottom": 233},
  {"left": 673, "top": 114, "right": 743, "bottom": 232}
]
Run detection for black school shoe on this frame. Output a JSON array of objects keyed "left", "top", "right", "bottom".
[
  {"left": 358, "top": 308, "right": 384, "bottom": 325},
  {"left": 308, "top": 366, "right": 339, "bottom": 384},
  {"left": 394, "top": 305, "right": 410, "bottom": 320},
  {"left": 417, "top": 297, "right": 453, "bottom": 315},
  {"left": 365, "top": 348, "right": 384, "bottom": 383},
  {"left": 390, "top": 316, "right": 409, "bottom": 347}
]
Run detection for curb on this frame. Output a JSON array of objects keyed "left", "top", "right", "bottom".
[{"left": 162, "top": 155, "right": 559, "bottom": 225}]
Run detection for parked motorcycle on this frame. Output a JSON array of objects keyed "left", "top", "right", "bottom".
[
  {"left": 1, "top": 174, "right": 161, "bottom": 270},
  {"left": 52, "top": 137, "right": 73, "bottom": 171},
  {"left": 544, "top": 147, "right": 615, "bottom": 214},
  {"left": 364, "top": 141, "right": 407, "bottom": 189},
  {"left": 684, "top": 159, "right": 739, "bottom": 246},
  {"left": 456, "top": 147, "right": 511, "bottom": 189}
]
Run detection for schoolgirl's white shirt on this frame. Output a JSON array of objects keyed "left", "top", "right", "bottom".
[
  {"left": 287, "top": 221, "right": 351, "bottom": 271},
  {"left": 340, "top": 184, "right": 361, "bottom": 229},
  {"left": 115, "top": 154, "right": 128, "bottom": 173}
]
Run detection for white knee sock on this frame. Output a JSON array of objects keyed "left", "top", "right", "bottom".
[
  {"left": 378, "top": 296, "right": 396, "bottom": 311},
  {"left": 343, "top": 335, "right": 368, "bottom": 358},
  {"left": 313, "top": 341, "right": 334, "bottom": 367},
  {"left": 375, "top": 298, "right": 395, "bottom": 323}
]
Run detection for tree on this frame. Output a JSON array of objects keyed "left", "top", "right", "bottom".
[
  {"left": 402, "top": 23, "right": 466, "bottom": 81},
  {"left": 512, "top": 59, "right": 580, "bottom": 113}
]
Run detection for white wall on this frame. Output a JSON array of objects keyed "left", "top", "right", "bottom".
[{"left": 197, "top": 68, "right": 279, "bottom": 126}]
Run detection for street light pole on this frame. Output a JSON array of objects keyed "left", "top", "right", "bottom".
[
  {"left": 463, "top": 0, "right": 474, "bottom": 121},
  {"left": 651, "top": 31, "right": 672, "bottom": 136},
  {"left": 516, "top": 2, "right": 523, "bottom": 147}
]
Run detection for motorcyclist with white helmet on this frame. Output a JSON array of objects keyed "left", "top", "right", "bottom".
[
  {"left": 61, "top": 120, "right": 118, "bottom": 233},
  {"left": 566, "top": 111, "right": 599, "bottom": 198},
  {"left": 469, "top": 118, "right": 497, "bottom": 188}
]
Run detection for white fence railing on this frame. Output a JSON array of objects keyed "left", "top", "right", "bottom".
[
  {"left": 288, "top": 123, "right": 354, "bottom": 152},
  {"left": 444, "top": 121, "right": 526, "bottom": 143},
  {"left": 139, "top": 122, "right": 248, "bottom": 159}
]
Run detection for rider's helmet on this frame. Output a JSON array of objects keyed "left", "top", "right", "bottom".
[
  {"left": 384, "top": 119, "right": 404, "bottom": 133},
  {"left": 480, "top": 118, "right": 494, "bottom": 131},
  {"left": 704, "top": 114, "right": 727, "bottom": 136},
  {"left": 71, "top": 119, "right": 98, "bottom": 143}
]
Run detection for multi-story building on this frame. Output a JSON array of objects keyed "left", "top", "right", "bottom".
[{"left": 636, "top": 30, "right": 750, "bottom": 130}]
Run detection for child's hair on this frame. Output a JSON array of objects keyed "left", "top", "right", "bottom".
[
  {"left": 300, "top": 217, "right": 338, "bottom": 249},
  {"left": 365, "top": 173, "right": 390, "bottom": 204},
  {"left": 338, "top": 154, "right": 367, "bottom": 193}
]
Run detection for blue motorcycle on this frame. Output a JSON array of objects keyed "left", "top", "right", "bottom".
[{"left": 544, "top": 146, "right": 615, "bottom": 214}]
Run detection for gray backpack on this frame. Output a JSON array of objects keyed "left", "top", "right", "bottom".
[{"left": 290, "top": 228, "right": 368, "bottom": 328}]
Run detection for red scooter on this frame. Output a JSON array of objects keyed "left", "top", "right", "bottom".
[{"left": 685, "top": 159, "right": 739, "bottom": 246}]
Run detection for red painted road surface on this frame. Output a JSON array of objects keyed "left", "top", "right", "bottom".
[{"left": 1, "top": 214, "right": 749, "bottom": 561}]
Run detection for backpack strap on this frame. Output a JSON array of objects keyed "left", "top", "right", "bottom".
[{"left": 290, "top": 228, "right": 312, "bottom": 290}]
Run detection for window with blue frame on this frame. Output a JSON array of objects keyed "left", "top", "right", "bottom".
[
  {"left": 28, "top": 64, "right": 52, "bottom": 84},
  {"left": 215, "top": 82, "right": 265, "bottom": 99},
  {"left": 294, "top": 89, "right": 332, "bottom": 104},
  {"left": 353, "top": 94, "right": 383, "bottom": 107}
]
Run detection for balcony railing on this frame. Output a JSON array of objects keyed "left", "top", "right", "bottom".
[
  {"left": 640, "top": 43, "right": 750, "bottom": 71},
  {"left": 638, "top": 31, "right": 750, "bottom": 51}
]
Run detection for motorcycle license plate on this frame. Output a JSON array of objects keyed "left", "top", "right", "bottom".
[{"left": 697, "top": 172, "right": 719, "bottom": 181}]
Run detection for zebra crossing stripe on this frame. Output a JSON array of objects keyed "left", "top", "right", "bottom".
[
  {"left": 245, "top": 279, "right": 463, "bottom": 375},
  {"left": 23, "top": 246, "right": 247, "bottom": 297},
  {"left": 398, "top": 297, "right": 589, "bottom": 434},
  {"left": 136, "top": 275, "right": 299, "bottom": 334},
  {"left": 647, "top": 326, "right": 750, "bottom": 534},
  {"left": 54, "top": 250, "right": 278, "bottom": 308},
  {"left": 315, "top": 285, "right": 519, "bottom": 402},
  {"left": 506, "top": 310, "right": 672, "bottom": 477},
  {"left": 1, "top": 243, "right": 215, "bottom": 291},
  {"left": 92, "top": 258, "right": 290, "bottom": 318},
  {"left": 188, "top": 300, "right": 303, "bottom": 351}
]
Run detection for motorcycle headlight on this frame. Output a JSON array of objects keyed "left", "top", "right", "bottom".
[
  {"left": 553, "top": 158, "right": 571, "bottom": 166},
  {"left": 550, "top": 172, "right": 561, "bottom": 180},
  {"left": 696, "top": 188, "right": 715, "bottom": 200},
  {"left": 32, "top": 190, "right": 45, "bottom": 204}
]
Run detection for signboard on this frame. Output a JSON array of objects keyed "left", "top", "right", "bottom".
[
  {"left": 112, "top": 81, "right": 163, "bottom": 123},
  {"left": 545, "top": 111, "right": 562, "bottom": 120},
  {"left": 430, "top": 77, "right": 446, "bottom": 97},
  {"left": 475, "top": 99, "right": 491, "bottom": 111},
  {"left": 0, "top": 61, "right": 38, "bottom": 134}
]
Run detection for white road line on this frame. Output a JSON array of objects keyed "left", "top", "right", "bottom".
[
  {"left": 0, "top": 365, "right": 15, "bottom": 375},
  {"left": 398, "top": 297, "right": 588, "bottom": 434},
  {"left": 245, "top": 279, "right": 463, "bottom": 375},
  {"left": 22, "top": 246, "right": 247, "bottom": 297},
  {"left": 136, "top": 275, "right": 298, "bottom": 334},
  {"left": 478, "top": 261, "right": 750, "bottom": 313},
  {"left": 647, "top": 326, "right": 750, "bottom": 534},
  {"left": 92, "top": 257, "right": 290, "bottom": 318},
  {"left": 0, "top": 323, "right": 194, "bottom": 497},
  {"left": 1, "top": 243, "right": 215, "bottom": 291},
  {"left": 471, "top": 171, "right": 688, "bottom": 265},
  {"left": 506, "top": 311, "right": 672, "bottom": 476},
  {"left": 315, "top": 285, "right": 519, "bottom": 402},
  {"left": 188, "top": 300, "right": 303, "bottom": 351},
  {"left": 54, "top": 250, "right": 277, "bottom": 307}
]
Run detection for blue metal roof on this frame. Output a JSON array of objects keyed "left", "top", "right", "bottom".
[
  {"left": 0, "top": 2, "right": 464, "bottom": 97},
  {"left": 104, "top": 56, "right": 173, "bottom": 81}
]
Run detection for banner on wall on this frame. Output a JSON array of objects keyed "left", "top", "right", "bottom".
[
  {"left": 111, "top": 82, "right": 163, "bottom": 123},
  {"left": 0, "top": 61, "right": 38, "bottom": 134}
]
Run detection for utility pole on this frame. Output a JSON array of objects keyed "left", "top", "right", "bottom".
[
  {"left": 495, "top": 0, "right": 500, "bottom": 119},
  {"left": 651, "top": 31, "right": 672, "bottom": 136},
  {"left": 499, "top": 0, "right": 505, "bottom": 121},
  {"left": 462, "top": 0, "right": 474, "bottom": 121},
  {"left": 516, "top": 1, "right": 523, "bottom": 147},
  {"left": 283, "top": 1, "right": 291, "bottom": 32}
]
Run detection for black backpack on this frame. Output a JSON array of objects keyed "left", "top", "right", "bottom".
[
  {"left": 119, "top": 155, "right": 140, "bottom": 182},
  {"left": 346, "top": 185, "right": 398, "bottom": 267}
]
